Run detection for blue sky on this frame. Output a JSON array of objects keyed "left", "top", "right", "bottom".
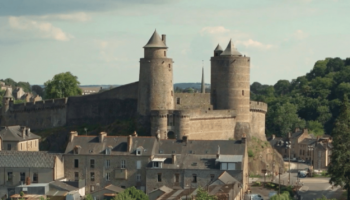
[{"left": 0, "top": 0, "right": 349, "bottom": 85}]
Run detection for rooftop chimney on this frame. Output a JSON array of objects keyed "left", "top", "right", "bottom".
[
  {"left": 21, "top": 127, "right": 26, "bottom": 139},
  {"left": 25, "top": 177, "right": 31, "bottom": 185},
  {"left": 26, "top": 128, "right": 30, "bottom": 137},
  {"left": 99, "top": 132, "right": 107, "bottom": 143},
  {"left": 132, "top": 131, "right": 138, "bottom": 137},
  {"left": 162, "top": 34, "right": 166, "bottom": 45},
  {"left": 127, "top": 135, "right": 133, "bottom": 152},
  {"left": 217, "top": 145, "right": 220, "bottom": 159},
  {"left": 69, "top": 131, "right": 78, "bottom": 142},
  {"left": 182, "top": 135, "right": 188, "bottom": 143},
  {"left": 172, "top": 154, "right": 176, "bottom": 164}
]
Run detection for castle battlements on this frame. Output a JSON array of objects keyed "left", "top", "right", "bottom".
[
  {"left": 9, "top": 98, "right": 68, "bottom": 112},
  {"left": 250, "top": 101, "right": 268, "bottom": 113}
]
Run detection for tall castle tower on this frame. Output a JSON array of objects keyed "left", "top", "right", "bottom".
[
  {"left": 2, "top": 88, "right": 13, "bottom": 114},
  {"left": 211, "top": 40, "right": 251, "bottom": 122},
  {"left": 137, "top": 30, "right": 175, "bottom": 115}
]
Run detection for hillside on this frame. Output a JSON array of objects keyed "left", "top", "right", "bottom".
[{"left": 251, "top": 57, "right": 350, "bottom": 137}]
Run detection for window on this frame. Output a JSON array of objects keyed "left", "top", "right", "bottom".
[
  {"left": 157, "top": 173, "right": 162, "bottom": 182},
  {"left": 169, "top": 64, "right": 171, "bottom": 68},
  {"left": 175, "top": 174, "right": 179, "bottom": 183},
  {"left": 7, "top": 144, "right": 11, "bottom": 150},
  {"left": 106, "top": 173, "right": 110, "bottom": 181},
  {"left": 105, "top": 160, "right": 110, "bottom": 168},
  {"left": 164, "top": 51, "right": 166, "bottom": 57},
  {"left": 90, "top": 172, "right": 95, "bottom": 181},
  {"left": 221, "top": 163, "right": 228, "bottom": 170},
  {"left": 192, "top": 174, "right": 197, "bottom": 183},
  {"left": 242, "top": 90, "right": 244, "bottom": 96},
  {"left": 136, "top": 149, "right": 142, "bottom": 156},
  {"left": 137, "top": 161, "right": 141, "bottom": 169},
  {"left": 33, "top": 173, "right": 38, "bottom": 183},
  {"left": 90, "top": 159, "right": 95, "bottom": 168},
  {"left": 106, "top": 148, "right": 111, "bottom": 155},
  {"left": 210, "top": 174, "right": 215, "bottom": 181},
  {"left": 121, "top": 160, "right": 126, "bottom": 168},
  {"left": 177, "top": 98, "right": 181, "bottom": 105},
  {"left": 90, "top": 185, "right": 95, "bottom": 192},
  {"left": 7, "top": 172, "right": 13, "bottom": 181},
  {"left": 153, "top": 162, "right": 159, "bottom": 168},
  {"left": 20, "top": 172, "right": 25, "bottom": 182},
  {"left": 228, "top": 163, "right": 236, "bottom": 170},
  {"left": 74, "top": 172, "right": 79, "bottom": 181},
  {"left": 74, "top": 159, "right": 79, "bottom": 168},
  {"left": 121, "top": 186, "right": 126, "bottom": 189},
  {"left": 171, "top": 90, "right": 173, "bottom": 96},
  {"left": 137, "top": 174, "right": 141, "bottom": 182}
]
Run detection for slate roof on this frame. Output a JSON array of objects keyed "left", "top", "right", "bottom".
[
  {"left": 268, "top": 137, "right": 284, "bottom": 148},
  {"left": 0, "top": 151, "right": 60, "bottom": 168},
  {"left": 214, "top": 44, "right": 223, "bottom": 52},
  {"left": 105, "top": 184, "right": 125, "bottom": 193},
  {"left": 220, "top": 40, "right": 242, "bottom": 56},
  {"left": 143, "top": 30, "right": 167, "bottom": 48},
  {"left": 214, "top": 171, "right": 240, "bottom": 185},
  {"left": 0, "top": 126, "right": 41, "bottom": 142},
  {"left": 65, "top": 135, "right": 156, "bottom": 156},
  {"left": 50, "top": 180, "right": 78, "bottom": 191},
  {"left": 300, "top": 138, "right": 317, "bottom": 145}
]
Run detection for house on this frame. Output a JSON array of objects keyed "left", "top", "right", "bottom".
[
  {"left": 0, "top": 151, "right": 64, "bottom": 199},
  {"left": 0, "top": 126, "right": 41, "bottom": 151}
]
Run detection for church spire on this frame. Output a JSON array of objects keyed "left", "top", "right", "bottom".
[{"left": 201, "top": 60, "right": 205, "bottom": 93}]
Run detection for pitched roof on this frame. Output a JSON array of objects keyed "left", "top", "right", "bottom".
[
  {"left": 0, "top": 151, "right": 60, "bottom": 168},
  {"left": 143, "top": 30, "right": 167, "bottom": 48},
  {"left": 0, "top": 126, "right": 41, "bottom": 141},
  {"left": 220, "top": 39, "right": 242, "bottom": 56},
  {"left": 216, "top": 171, "right": 240, "bottom": 184},
  {"left": 50, "top": 180, "right": 78, "bottom": 192},
  {"left": 105, "top": 184, "right": 125, "bottom": 193},
  {"left": 214, "top": 44, "right": 223, "bottom": 52},
  {"left": 4, "top": 88, "right": 13, "bottom": 98},
  {"left": 300, "top": 138, "right": 317, "bottom": 145}
]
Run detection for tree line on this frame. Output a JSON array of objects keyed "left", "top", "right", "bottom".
[{"left": 251, "top": 57, "right": 350, "bottom": 137}]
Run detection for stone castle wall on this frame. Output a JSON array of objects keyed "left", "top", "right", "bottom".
[
  {"left": 249, "top": 101, "right": 267, "bottom": 141},
  {"left": 174, "top": 93, "right": 212, "bottom": 110},
  {"left": 1, "top": 82, "right": 139, "bottom": 130}
]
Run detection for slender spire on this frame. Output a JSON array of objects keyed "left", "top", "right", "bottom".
[
  {"left": 201, "top": 61, "right": 205, "bottom": 93},
  {"left": 143, "top": 30, "right": 167, "bottom": 48},
  {"left": 220, "top": 39, "right": 242, "bottom": 56}
]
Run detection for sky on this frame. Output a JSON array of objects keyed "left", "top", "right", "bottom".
[{"left": 0, "top": 0, "right": 349, "bottom": 86}]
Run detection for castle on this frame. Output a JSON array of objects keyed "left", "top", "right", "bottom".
[{"left": 0, "top": 30, "right": 267, "bottom": 141}]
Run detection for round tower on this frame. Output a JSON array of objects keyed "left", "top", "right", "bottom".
[
  {"left": 2, "top": 88, "right": 13, "bottom": 114},
  {"left": 137, "top": 30, "right": 175, "bottom": 115},
  {"left": 211, "top": 40, "right": 250, "bottom": 122}
]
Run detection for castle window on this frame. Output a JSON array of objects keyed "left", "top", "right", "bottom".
[
  {"left": 164, "top": 51, "right": 166, "bottom": 57},
  {"left": 242, "top": 90, "right": 244, "bottom": 96},
  {"left": 171, "top": 90, "right": 173, "bottom": 96},
  {"left": 169, "top": 64, "right": 171, "bottom": 68},
  {"left": 177, "top": 98, "right": 181, "bottom": 104}
]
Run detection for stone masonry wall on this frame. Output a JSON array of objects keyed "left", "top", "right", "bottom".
[{"left": 174, "top": 93, "right": 212, "bottom": 110}]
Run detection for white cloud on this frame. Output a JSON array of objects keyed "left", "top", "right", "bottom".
[
  {"left": 8, "top": 16, "right": 72, "bottom": 41},
  {"left": 40, "top": 12, "right": 90, "bottom": 22},
  {"left": 200, "top": 26, "right": 230, "bottom": 35},
  {"left": 293, "top": 30, "right": 308, "bottom": 40},
  {"left": 236, "top": 39, "right": 274, "bottom": 50}
]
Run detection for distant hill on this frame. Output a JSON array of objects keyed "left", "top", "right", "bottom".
[{"left": 174, "top": 83, "right": 210, "bottom": 89}]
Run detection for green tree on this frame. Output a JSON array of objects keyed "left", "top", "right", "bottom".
[
  {"left": 315, "top": 195, "right": 336, "bottom": 200},
  {"left": 269, "top": 191, "right": 292, "bottom": 200},
  {"left": 306, "top": 120, "right": 324, "bottom": 136},
  {"left": 328, "top": 95, "right": 350, "bottom": 200},
  {"left": 124, "top": 187, "right": 148, "bottom": 200},
  {"left": 85, "top": 194, "right": 93, "bottom": 200},
  {"left": 274, "top": 80, "right": 290, "bottom": 96},
  {"left": 17, "top": 81, "right": 31, "bottom": 92},
  {"left": 32, "top": 85, "right": 44, "bottom": 97},
  {"left": 44, "top": 72, "right": 82, "bottom": 99},
  {"left": 195, "top": 187, "right": 217, "bottom": 200}
]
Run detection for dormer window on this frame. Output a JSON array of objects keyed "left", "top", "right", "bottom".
[
  {"left": 152, "top": 158, "right": 166, "bottom": 168},
  {"left": 105, "top": 146, "right": 112, "bottom": 155},
  {"left": 136, "top": 146, "right": 144, "bottom": 156}
]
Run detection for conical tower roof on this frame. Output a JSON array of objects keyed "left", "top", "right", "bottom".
[
  {"left": 214, "top": 44, "right": 223, "bottom": 52},
  {"left": 4, "top": 88, "right": 13, "bottom": 98},
  {"left": 143, "top": 30, "right": 167, "bottom": 48},
  {"left": 220, "top": 39, "right": 241, "bottom": 56}
]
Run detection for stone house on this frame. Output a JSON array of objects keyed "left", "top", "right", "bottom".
[
  {"left": 0, "top": 151, "right": 64, "bottom": 199},
  {"left": 268, "top": 129, "right": 332, "bottom": 169},
  {"left": 0, "top": 126, "right": 41, "bottom": 151},
  {"left": 64, "top": 132, "right": 248, "bottom": 200},
  {"left": 13, "top": 87, "right": 25, "bottom": 100}
]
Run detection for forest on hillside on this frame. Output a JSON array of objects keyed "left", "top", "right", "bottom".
[{"left": 251, "top": 57, "right": 350, "bottom": 138}]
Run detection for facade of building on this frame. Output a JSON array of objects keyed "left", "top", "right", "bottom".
[
  {"left": 0, "top": 151, "right": 64, "bottom": 199},
  {"left": 63, "top": 132, "right": 248, "bottom": 199},
  {"left": 268, "top": 129, "right": 332, "bottom": 169},
  {"left": 0, "top": 126, "right": 41, "bottom": 151}
]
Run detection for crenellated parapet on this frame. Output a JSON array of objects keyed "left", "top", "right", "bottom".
[
  {"left": 9, "top": 98, "right": 68, "bottom": 112},
  {"left": 250, "top": 101, "right": 267, "bottom": 113}
]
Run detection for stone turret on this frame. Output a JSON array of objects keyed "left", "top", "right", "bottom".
[
  {"left": 211, "top": 39, "right": 250, "bottom": 122},
  {"left": 2, "top": 88, "right": 13, "bottom": 114},
  {"left": 214, "top": 44, "right": 223, "bottom": 57},
  {"left": 137, "top": 30, "right": 175, "bottom": 115}
]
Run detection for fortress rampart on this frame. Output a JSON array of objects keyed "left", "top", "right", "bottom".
[
  {"left": 174, "top": 93, "right": 212, "bottom": 110},
  {"left": 249, "top": 101, "right": 268, "bottom": 113},
  {"left": 9, "top": 98, "right": 68, "bottom": 112}
]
